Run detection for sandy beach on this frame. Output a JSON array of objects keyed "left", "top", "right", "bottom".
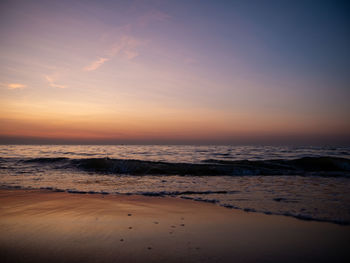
[{"left": 0, "top": 189, "right": 349, "bottom": 263}]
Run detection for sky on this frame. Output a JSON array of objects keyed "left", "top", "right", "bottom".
[{"left": 0, "top": 0, "right": 349, "bottom": 145}]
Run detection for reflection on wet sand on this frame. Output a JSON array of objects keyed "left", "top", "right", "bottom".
[{"left": 0, "top": 189, "right": 349, "bottom": 263}]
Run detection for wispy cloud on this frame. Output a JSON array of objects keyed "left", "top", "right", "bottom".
[
  {"left": 124, "top": 50, "right": 139, "bottom": 60},
  {"left": 8, "top": 83, "right": 26, "bottom": 90},
  {"left": 83, "top": 10, "right": 169, "bottom": 72},
  {"left": 45, "top": 75, "right": 66, "bottom": 89},
  {"left": 83, "top": 57, "right": 109, "bottom": 71},
  {"left": 115, "top": 35, "right": 143, "bottom": 60},
  {"left": 84, "top": 35, "right": 144, "bottom": 71}
]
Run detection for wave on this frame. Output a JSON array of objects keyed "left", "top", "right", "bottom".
[
  {"left": 14, "top": 156, "right": 350, "bottom": 176},
  {"left": 136, "top": 190, "right": 239, "bottom": 196},
  {"left": 24, "top": 157, "right": 69, "bottom": 163}
]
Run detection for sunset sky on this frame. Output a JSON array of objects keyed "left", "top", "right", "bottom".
[{"left": 0, "top": 0, "right": 349, "bottom": 145}]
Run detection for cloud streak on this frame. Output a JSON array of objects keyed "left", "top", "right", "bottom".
[
  {"left": 83, "top": 57, "right": 110, "bottom": 71},
  {"left": 82, "top": 10, "right": 169, "bottom": 72},
  {"left": 8, "top": 83, "right": 26, "bottom": 89},
  {"left": 45, "top": 76, "right": 66, "bottom": 89},
  {"left": 83, "top": 35, "right": 143, "bottom": 72}
]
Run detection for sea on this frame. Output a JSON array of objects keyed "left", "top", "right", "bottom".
[{"left": 0, "top": 145, "right": 349, "bottom": 225}]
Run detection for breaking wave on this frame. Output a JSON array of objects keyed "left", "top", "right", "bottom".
[{"left": 18, "top": 156, "right": 350, "bottom": 176}]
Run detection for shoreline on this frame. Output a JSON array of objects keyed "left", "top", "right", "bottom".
[
  {"left": 1, "top": 185, "right": 349, "bottom": 226},
  {"left": 0, "top": 189, "right": 349, "bottom": 262}
]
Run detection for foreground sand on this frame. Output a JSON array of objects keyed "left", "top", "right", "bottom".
[{"left": 0, "top": 189, "right": 349, "bottom": 263}]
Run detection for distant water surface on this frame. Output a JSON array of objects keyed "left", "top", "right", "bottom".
[
  {"left": 0, "top": 145, "right": 349, "bottom": 224},
  {"left": 1, "top": 144, "right": 349, "bottom": 162}
]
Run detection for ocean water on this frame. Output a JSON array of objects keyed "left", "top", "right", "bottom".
[{"left": 0, "top": 145, "right": 349, "bottom": 224}]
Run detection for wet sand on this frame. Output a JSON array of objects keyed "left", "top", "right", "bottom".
[{"left": 0, "top": 189, "right": 349, "bottom": 263}]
